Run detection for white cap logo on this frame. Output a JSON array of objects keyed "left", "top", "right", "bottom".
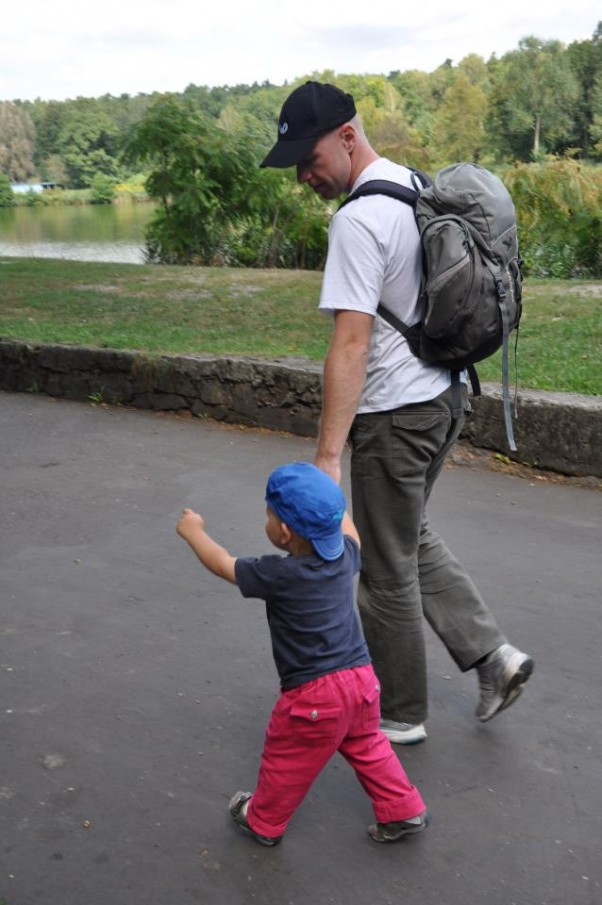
[{"left": 279, "top": 122, "right": 289, "bottom": 135}]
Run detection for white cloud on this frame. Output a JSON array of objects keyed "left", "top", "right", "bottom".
[{"left": 1, "top": 0, "right": 599, "bottom": 101}]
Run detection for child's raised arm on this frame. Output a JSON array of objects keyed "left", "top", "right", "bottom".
[{"left": 176, "top": 509, "right": 237, "bottom": 584}]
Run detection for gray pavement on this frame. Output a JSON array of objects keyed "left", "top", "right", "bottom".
[{"left": 1, "top": 391, "right": 600, "bottom": 905}]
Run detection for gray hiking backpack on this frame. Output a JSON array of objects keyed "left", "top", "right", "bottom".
[{"left": 339, "top": 163, "right": 523, "bottom": 450}]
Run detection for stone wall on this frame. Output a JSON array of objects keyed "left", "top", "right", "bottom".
[{"left": 1, "top": 339, "right": 600, "bottom": 477}]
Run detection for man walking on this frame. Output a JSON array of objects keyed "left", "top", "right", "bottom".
[{"left": 260, "top": 81, "right": 534, "bottom": 744}]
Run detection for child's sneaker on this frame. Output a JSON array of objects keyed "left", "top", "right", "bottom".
[
  {"left": 368, "top": 809, "right": 431, "bottom": 843},
  {"left": 228, "top": 791, "right": 282, "bottom": 847}
]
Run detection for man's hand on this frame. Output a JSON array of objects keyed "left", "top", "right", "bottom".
[{"left": 314, "top": 454, "right": 342, "bottom": 485}]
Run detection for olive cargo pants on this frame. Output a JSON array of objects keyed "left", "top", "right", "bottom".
[{"left": 349, "top": 386, "right": 505, "bottom": 725}]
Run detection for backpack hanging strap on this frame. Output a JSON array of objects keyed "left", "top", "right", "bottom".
[
  {"left": 467, "top": 364, "right": 481, "bottom": 396},
  {"left": 495, "top": 273, "right": 518, "bottom": 452},
  {"left": 450, "top": 370, "right": 471, "bottom": 418}
]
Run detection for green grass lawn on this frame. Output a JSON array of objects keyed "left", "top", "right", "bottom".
[{"left": 1, "top": 257, "right": 600, "bottom": 395}]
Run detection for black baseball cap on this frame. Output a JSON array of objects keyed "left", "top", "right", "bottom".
[{"left": 260, "top": 81, "right": 357, "bottom": 169}]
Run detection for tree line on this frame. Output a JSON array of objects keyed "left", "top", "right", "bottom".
[{"left": 1, "top": 25, "right": 601, "bottom": 277}]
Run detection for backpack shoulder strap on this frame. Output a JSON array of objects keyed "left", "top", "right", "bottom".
[
  {"left": 337, "top": 172, "right": 430, "bottom": 341},
  {"left": 338, "top": 167, "right": 431, "bottom": 209},
  {"left": 338, "top": 179, "right": 420, "bottom": 211}
]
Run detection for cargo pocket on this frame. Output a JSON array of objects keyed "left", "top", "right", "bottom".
[
  {"left": 290, "top": 702, "right": 341, "bottom": 742},
  {"left": 362, "top": 680, "right": 381, "bottom": 731},
  {"left": 391, "top": 411, "right": 451, "bottom": 462},
  {"left": 391, "top": 411, "right": 449, "bottom": 433}
]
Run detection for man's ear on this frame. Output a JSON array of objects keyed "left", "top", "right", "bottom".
[{"left": 340, "top": 122, "right": 356, "bottom": 152}]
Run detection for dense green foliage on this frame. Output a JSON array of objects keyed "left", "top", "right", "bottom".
[
  {"left": 3, "top": 26, "right": 601, "bottom": 181},
  {"left": 0, "top": 173, "right": 14, "bottom": 207},
  {"left": 124, "top": 91, "right": 601, "bottom": 276},
  {"left": 1, "top": 24, "right": 601, "bottom": 274},
  {"left": 504, "top": 159, "right": 602, "bottom": 277},
  {"left": 89, "top": 173, "right": 116, "bottom": 204}
]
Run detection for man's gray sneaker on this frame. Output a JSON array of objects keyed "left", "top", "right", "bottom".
[
  {"left": 380, "top": 720, "right": 427, "bottom": 745},
  {"left": 368, "top": 809, "right": 431, "bottom": 843},
  {"left": 476, "top": 643, "right": 534, "bottom": 722}
]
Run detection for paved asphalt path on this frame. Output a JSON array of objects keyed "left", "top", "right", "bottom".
[{"left": 1, "top": 392, "right": 600, "bottom": 905}]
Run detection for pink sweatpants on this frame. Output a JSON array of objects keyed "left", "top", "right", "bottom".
[{"left": 246, "top": 664, "right": 426, "bottom": 838}]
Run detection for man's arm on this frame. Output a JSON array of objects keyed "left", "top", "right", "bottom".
[
  {"left": 176, "top": 509, "right": 237, "bottom": 584},
  {"left": 341, "top": 511, "right": 361, "bottom": 548},
  {"left": 315, "top": 309, "right": 373, "bottom": 484}
]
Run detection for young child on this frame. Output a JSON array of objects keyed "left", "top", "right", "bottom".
[{"left": 176, "top": 461, "right": 429, "bottom": 846}]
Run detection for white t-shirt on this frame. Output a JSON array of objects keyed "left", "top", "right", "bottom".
[{"left": 319, "top": 157, "right": 452, "bottom": 412}]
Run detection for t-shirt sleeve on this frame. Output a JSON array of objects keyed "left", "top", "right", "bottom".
[
  {"left": 319, "top": 204, "right": 386, "bottom": 316},
  {"left": 234, "top": 554, "right": 287, "bottom": 599}
]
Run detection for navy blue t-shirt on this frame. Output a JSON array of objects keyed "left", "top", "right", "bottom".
[{"left": 234, "top": 536, "right": 370, "bottom": 689}]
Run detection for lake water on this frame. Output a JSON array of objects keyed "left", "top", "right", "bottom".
[{"left": 0, "top": 202, "right": 156, "bottom": 264}]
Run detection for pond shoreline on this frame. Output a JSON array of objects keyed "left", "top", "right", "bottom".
[
  {"left": 0, "top": 243, "right": 148, "bottom": 265},
  {"left": 0, "top": 201, "right": 154, "bottom": 264}
]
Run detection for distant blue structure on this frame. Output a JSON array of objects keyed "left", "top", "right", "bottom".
[{"left": 11, "top": 182, "right": 62, "bottom": 194}]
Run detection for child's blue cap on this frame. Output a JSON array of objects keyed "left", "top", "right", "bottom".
[{"left": 265, "top": 462, "right": 346, "bottom": 561}]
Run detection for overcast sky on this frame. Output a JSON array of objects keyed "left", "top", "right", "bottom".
[{"left": 2, "top": 0, "right": 600, "bottom": 102}]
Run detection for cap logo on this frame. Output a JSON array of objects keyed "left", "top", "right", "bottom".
[{"left": 279, "top": 122, "right": 289, "bottom": 135}]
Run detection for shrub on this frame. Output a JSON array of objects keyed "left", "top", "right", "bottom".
[
  {"left": 504, "top": 159, "right": 602, "bottom": 278},
  {"left": 0, "top": 173, "right": 15, "bottom": 207},
  {"left": 90, "top": 173, "right": 115, "bottom": 204}
]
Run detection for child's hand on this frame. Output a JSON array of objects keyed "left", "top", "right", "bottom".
[
  {"left": 175, "top": 508, "right": 237, "bottom": 584},
  {"left": 176, "top": 508, "right": 205, "bottom": 539}
]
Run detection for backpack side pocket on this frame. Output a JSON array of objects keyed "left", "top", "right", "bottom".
[{"left": 421, "top": 217, "right": 475, "bottom": 339}]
